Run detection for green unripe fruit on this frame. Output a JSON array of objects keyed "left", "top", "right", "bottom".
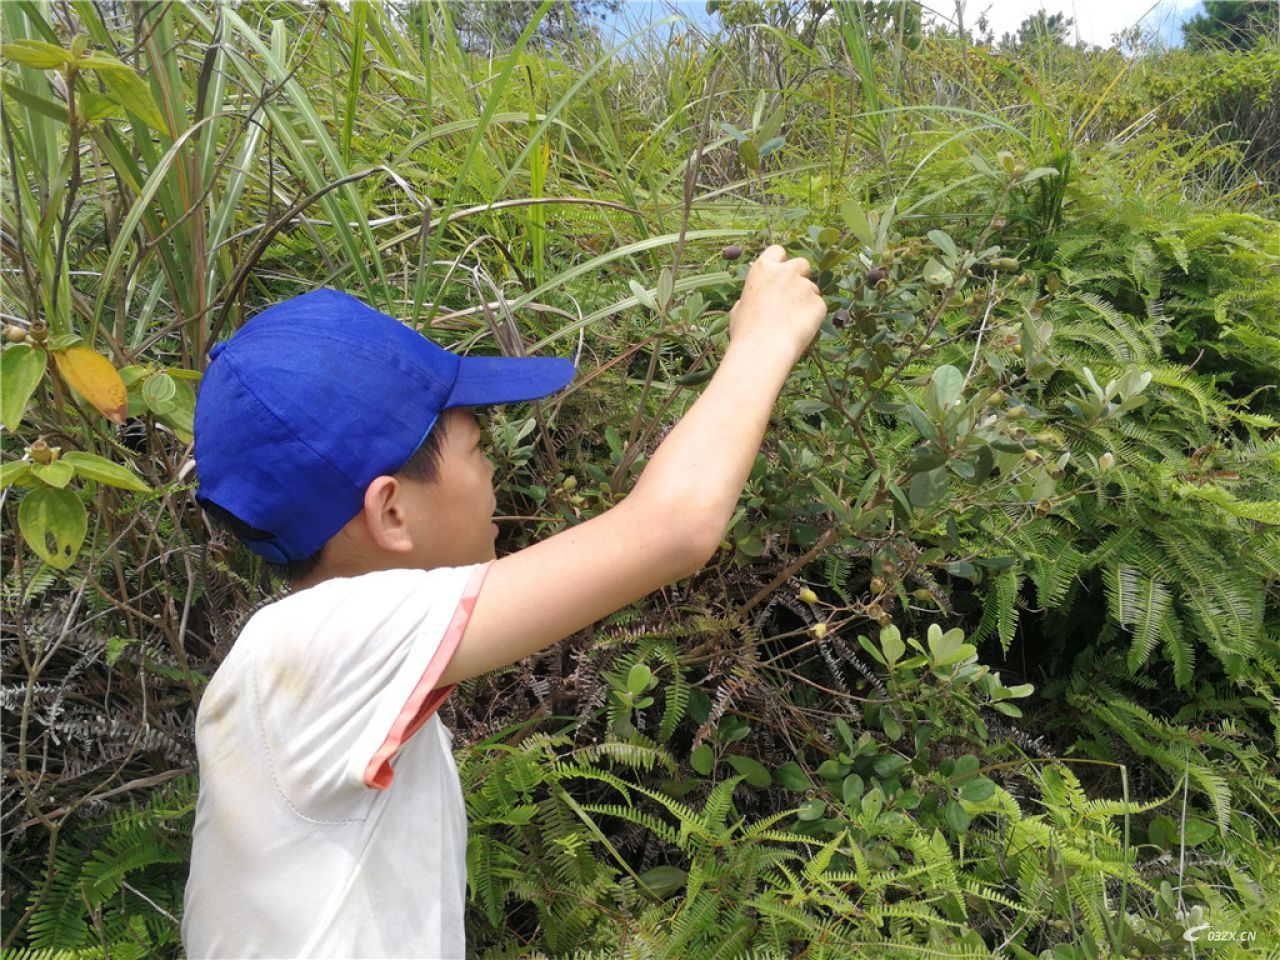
[
  {"left": 1007, "top": 405, "right": 1027, "bottom": 419},
  {"left": 798, "top": 587, "right": 818, "bottom": 605},
  {"left": 992, "top": 257, "right": 1021, "bottom": 273},
  {"left": 562, "top": 476, "right": 577, "bottom": 491},
  {"left": 4, "top": 325, "right": 26, "bottom": 343},
  {"left": 1023, "top": 449, "right": 1043, "bottom": 464},
  {"left": 811, "top": 622, "right": 828, "bottom": 639},
  {"left": 870, "top": 576, "right": 886, "bottom": 593},
  {"left": 987, "top": 389, "right": 1005, "bottom": 406},
  {"left": 1035, "top": 498, "right": 1053, "bottom": 515}
]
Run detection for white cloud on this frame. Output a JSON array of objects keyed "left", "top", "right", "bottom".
[
  {"left": 945, "top": 0, "right": 1204, "bottom": 48},
  {"left": 603, "top": 0, "right": 1207, "bottom": 49}
]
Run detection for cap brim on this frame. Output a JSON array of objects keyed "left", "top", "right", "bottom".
[{"left": 445, "top": 354, "right": 577, "bottom": 407}]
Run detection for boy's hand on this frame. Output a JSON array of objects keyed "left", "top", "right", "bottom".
[{"left": 727, "top": 244, "right": 828, "bottom": 364}]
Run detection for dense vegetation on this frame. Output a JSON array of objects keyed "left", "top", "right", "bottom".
[{"left": 2, "top": 1, "right": 1277, "bottom": 957}]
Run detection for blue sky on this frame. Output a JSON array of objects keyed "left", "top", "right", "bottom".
[{"left": 599, "top": 0, "right": 1208, "bottom": 49}]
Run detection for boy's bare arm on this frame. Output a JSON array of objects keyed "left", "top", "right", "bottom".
[{"left": 437, "top": 246, "right": 828, "bottom": 688}]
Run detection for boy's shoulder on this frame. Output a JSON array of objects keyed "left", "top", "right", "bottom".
[
  {"left": 199, "top": 564, "right": 478, "bottom": 764},
  {"left": 222, "top": 566, "right": 461, "bottom": 663},
  {"left": 242, "top": 568, "right": 405, "bottom": 627}
]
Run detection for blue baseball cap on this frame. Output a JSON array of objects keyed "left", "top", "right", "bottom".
[{"left": 193, "top": 288, "right": 577, "bottom": 564}]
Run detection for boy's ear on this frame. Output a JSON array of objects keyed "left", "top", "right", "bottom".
[{"left": 361, "top": 475, "right": 416, "bottom": 554}]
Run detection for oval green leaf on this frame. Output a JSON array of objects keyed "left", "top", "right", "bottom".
[
  {"left": 1, "top": 345, "right": 47, "bottom": 431},
  {"left": 159, "top": 390, "right": 196, "bottom": 436},
  {"left": 689, "top": 744, "right": 715, "bottom": 776},
  {"left": 927, "top": 624, "right": 966, "bottom": 665},
  {"left": 30, "top": 460, "right": 75, "bottom": 489},
  {"left": 142, "top": 372, "right": 178, "bottom": 415},
  {"left": 1, "top": 460, "right": 34, "bottom": 489},
  {"left": 943, "top": 799, "right": 971, "bottom": 834},
  {"left": 796, "top": 797, "right": 825, "bottom": 821},
  {"left": 842, "top": 773, "right": 864, "bottom": 806},
  {"left": 873, "top": 754, "right": 908, "bottom": 779},
  {"left": 1182, "top": 816, "right": 1223, "bottom": 846},
  {"left": 927, "top": 229, "right": 958, "bottom": 258},
  {"left": 626, "top": 662, "right": 653, "bottom": 696},
  {"left": 950, "top": 755, "right": 981, "bottom": 780},
  {"left": 758, "top": 135, "right": 786, "bottom": 159},
  {"left": 816, "top": 758, "right": 847, "bottom": 780},
  {"left": 637, "top": 865, "right": 686, "bottom": 899},
  {"left": 930, "top": 364, "right": 964, "bottom": 411},
  {"left": 18, "top": 485, "right": 87, "bottom": 570},
  {"left": 775, "top": 761, "right": 811, "bottom": 792},
  {"left": 879, "top": 624, "right": 905, "bottom": 668},
  {"left": 60, "top": 452, "right": 152, "bottom": 493},
  {"left": 628, "top": 279, "right": 655, "bottom": 311},
  {"left": 909, "top": 465, "right": 949, "bottom": 508},
  {"left": 861, "top": 787, "right": 883, "bottom": 822},
  {"left": 726, "top": 754, "right": 772, "bottom": 788},
  {"left": 959, "top": 775, "right": 996, "bottom": 803}
]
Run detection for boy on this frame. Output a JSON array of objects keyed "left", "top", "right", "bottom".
[{"left": 181, "top": 245, "right": 827, "bottom": 958}]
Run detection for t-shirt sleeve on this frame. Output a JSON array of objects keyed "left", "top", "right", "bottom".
[{"left": 251, "top": 560, "right": 495, "bottom": 817}]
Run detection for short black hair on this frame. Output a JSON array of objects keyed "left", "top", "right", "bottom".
[{"left": 200, "top": 410, "right": 452, "bottom": 585}]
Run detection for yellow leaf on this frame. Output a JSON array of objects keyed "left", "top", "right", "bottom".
[{"left": 53, "top": 346, "right": 128, "bottom": 424}]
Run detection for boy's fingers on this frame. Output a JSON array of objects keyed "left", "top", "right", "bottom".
[{"left": 755, "top": 246, "right": 808, "bottom": 272}]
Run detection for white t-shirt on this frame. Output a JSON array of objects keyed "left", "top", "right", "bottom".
[{"left": 182, "top": 560, "right": 495, "bottom": 959}]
